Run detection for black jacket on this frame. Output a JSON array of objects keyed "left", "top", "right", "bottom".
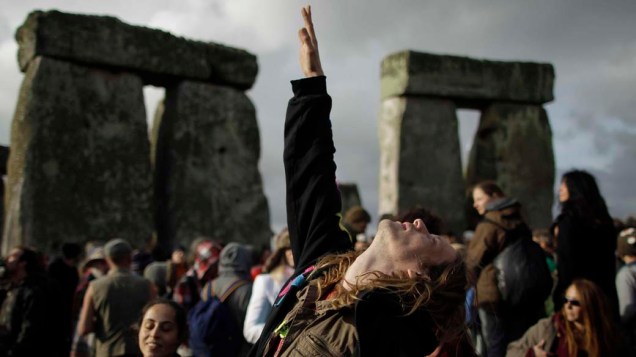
[
  {"left": 552, "top": 210, "right": 618, "bottom": 313},
  {"left": 248, "top": 76, "right": 440, "bottom": 357}
]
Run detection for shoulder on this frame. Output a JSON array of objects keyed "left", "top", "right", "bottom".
[{"left": 253, "top": 274, "right": 274, "bottom": 289}]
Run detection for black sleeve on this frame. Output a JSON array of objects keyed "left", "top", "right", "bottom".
[{"left": 284, "top": 76, "right": 352, "bottom": 273}]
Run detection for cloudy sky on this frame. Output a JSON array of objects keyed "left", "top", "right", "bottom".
[{"left": 0, "top": 0, "right": 634, "bottom": 233}]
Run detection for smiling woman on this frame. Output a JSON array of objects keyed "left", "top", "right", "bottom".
[{"left": 138, "top": 299, "right": 187, "bottom": 357}]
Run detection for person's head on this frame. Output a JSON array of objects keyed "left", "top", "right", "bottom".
[
  {"left": 343, "top": 206, "right": 371, "bottom": 235},
  {"left": 560, "top": 170, "right": 610, "bottom": 221},
  {"left": 218, "top": 243, "right": 254, "bottom": 278},
  {"left": 81, "top": 246, "right": 108, "bottom": 275},
  {"left": 104, "top": 238, "right": 133, "bottom": 269},
  {"left": 398, "top": 206, "right": 446, "bottom": 235},
  {"left": 61, "top": 242, "right": 82, "bottom": 265},
  {"left": 264, "top": 228, "right": 293, "bottom": 273},
  {"left": 138, "top": 299, "right": 187, "bottom": 357},
  {"left": 5, "top": 246, "right": 44, "bottom": 280},
  {"left": 170, "top": 245, "right": 186, "bottom": 265},
  {"left": 190, "top": 238, "right": 222, "bottom": 280},
  {"left": 617, "top": 228, "right": 636, "bottom": 262},
  {"left": 332, "top": 218, "right": 466, "bottom": 343},
  {"left": 471, "top": 181, "right": 505, "bottom": 216},
  {"left": 560, "top": 279, "right": 620, "bottom": 356}
]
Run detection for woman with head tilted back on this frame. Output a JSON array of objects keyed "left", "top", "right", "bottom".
[
  {"left": 247, "top": 6, "right": 474, "bottom": 357},
  {"left": 551, "top": 170, "right": 618, "bottom": 315},
  {"left": 507, "top": 279, "right": 623, "bottom": 357}
]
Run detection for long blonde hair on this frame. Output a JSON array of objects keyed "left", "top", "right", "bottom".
[
  {"left": 561, "top": 279, "right": 620, "bottom": 357},
  {"left": 311, "top": 250, "right": 469, "bottom": 344}
]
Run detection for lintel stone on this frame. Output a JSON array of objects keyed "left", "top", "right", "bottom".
[
  {"left": 381, "top": 50, "right": 554, "bottom": 104},
  {"left": 16, "top": 10, "right": 257, "bottom": 89}
]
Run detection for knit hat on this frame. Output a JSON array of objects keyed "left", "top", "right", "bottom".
[{"left": 618, "top": 228, "right": 636, "bottom": 258}]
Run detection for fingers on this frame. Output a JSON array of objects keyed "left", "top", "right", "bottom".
[
  {"left": 298, "top": 28, "right": 310, "bottom": 46},
  {"left": 301, "top": 5, "right": 317, "bottom": 46}
]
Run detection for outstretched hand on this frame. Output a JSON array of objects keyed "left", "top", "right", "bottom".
[{"left": 298, "top": 5, "right": 324, "bottom": 77}]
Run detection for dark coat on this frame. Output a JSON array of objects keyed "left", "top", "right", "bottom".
[
  {"left": 467, "top": 198, "right": 529, "bottom": 307},
  {"left": 0, "top": 274, "right": 64, "bottom": 357},
  {"left": 552, "top": 210, "right": 618, "bottom": 314},
  {"left": 248, "top": 76, "right": 442, "bottom": 357}
]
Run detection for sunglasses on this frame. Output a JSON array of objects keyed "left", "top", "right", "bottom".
[{"left": 563, "top": 297, "right": 581, "bottom": 307}]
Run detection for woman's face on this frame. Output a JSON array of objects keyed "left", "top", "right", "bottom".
[
  {"left": 139, "top": 303, "right": 180, "bottom": 357},
  {"left": 559, "top": 180, "right": 570, "bottom": 203},
  {"left": 343, "top": 219, "right": 457, "bottom": 288},
  {"left": 563, "top": 285, "right": 583, "bottom": 323},
  {"left": 472, "top": 187, "right": 494, "bottom": 216}
]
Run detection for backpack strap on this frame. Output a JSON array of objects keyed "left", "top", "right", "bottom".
[{"left": 218, "top": 279, "right": 249, "bottom": 303}]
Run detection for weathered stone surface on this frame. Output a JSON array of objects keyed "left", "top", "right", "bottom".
[
  {"left": 0, "top": 146, "right": 7, "bottom": 246},
  {"left": 338, "top": 183, "right": 362, "bottom": 215},
  {"left": 153, "top": 81, "right": 271, "bottom": 251},
  {"left": 466, "top": 103, "right": 554, "bottom": 229},
  {"left": 3, "top": 57, "right": 153, "bottom": 253},
  {"left": 381, "top": 51, "right": 554, "bottom": 104},
  {"left": 379, "top": 97, "right": 466, "bottom": 233},
  {"left": 16, "top": 10, "right": 258, "bottom": 89}
]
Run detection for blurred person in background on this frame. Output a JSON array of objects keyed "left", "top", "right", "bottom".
[
  {"left": 468, "top": 181, "right": 550, "bottom": 357},
  {"left": 0, "top": 246, "right": 63, "bottom": 356},
  {"left": 75, "top": 238, "right": 155, "bottom": 357},
  {"left": 172, "top": 238, "right": 221, "bottom": 314},
  {"left": 552, "top": 170, "right": 618, "bottom": 315},
  {"left": 244, "top": 229, "right": 294, "bottom": 344},
  {"left": 616, "top": 227, "right": 636, "bottom": 354},
  {"left": 507, "top": 279, "right": 626, "bottom": 357}
]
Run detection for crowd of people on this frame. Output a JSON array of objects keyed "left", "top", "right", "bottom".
[{"left": 0, "top": 5, "right": 634, "bottom": 357}]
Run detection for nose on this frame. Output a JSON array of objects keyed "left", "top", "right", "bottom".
[{"left": 149, "top": 325, "right": 161, "bottom": 337}]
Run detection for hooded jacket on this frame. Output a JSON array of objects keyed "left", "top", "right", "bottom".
[
  {"left": 209, "top": 243, "right": 254, "bottom": 356},
  {"left": 467, "top": 198, "right": 529, "bottom": 307}
]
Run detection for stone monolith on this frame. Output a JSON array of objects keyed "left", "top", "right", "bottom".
[
  {"left": 466, "top": 103, "right": 555, "bottom": 228},
  {"left": 153, "top": 81, "right": 271, "bottom": 251},
  {"left": 3, "top": 57, "right": 153, "bottom": 253},
  {"left": 379, "top": 97, "right": 466, "bottom": 233}
]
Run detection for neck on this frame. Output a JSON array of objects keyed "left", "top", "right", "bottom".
[
  {"left": 624, "top": 256, "right": 636, "bottom": 264},
  {"left": 573, "top": 320, "right": 585, "bottom": 332}
]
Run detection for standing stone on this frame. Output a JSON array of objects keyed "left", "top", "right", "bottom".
[
  {"left": 338, "top": 183, "right": 362, "bottom": 215},
  {"left": 153, "top": 81, "right": 271, "bottom": 252},
  {"left": 379, "top": 97, "right": 466, "bottom": 233},
  {"left": 466, "top": 103, "right": 555, "bottom": 229},
  {"left": 3, "top": 57, "right": 153, "bottom": 253}
]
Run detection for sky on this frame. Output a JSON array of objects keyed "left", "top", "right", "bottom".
[{"left": 0, "top": 0, "right": 635, "bottom": 234}]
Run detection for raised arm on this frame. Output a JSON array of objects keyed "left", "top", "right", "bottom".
[{"left": 285, "top": 5, "right": 351, "bottom": 273}]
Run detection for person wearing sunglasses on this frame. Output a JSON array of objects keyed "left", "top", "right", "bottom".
[{"left": 507, "top": 279, "right": 625, "bottom": 357}]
